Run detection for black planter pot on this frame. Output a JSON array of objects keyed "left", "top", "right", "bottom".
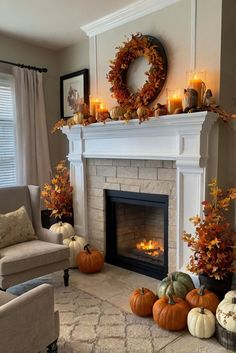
[
  {"left": 41, "top": 210, "right": 74, "bottom": 229},
  {"left": 199, "top": 273, "right": 233, "bottom": 300}
]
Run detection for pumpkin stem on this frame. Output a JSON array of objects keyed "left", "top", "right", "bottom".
[
  {"left": 71, "top": 236, "right": 75, "bottom": 241},
  {"left": 59, "top": 221, "right": 63, "bottom": 226},
  {"left": 167, "top": 293, "right": 176, "bottom": 305},
  {"left": 200, "top": 307, "right": 205, "bottom": 314},
  {"left": 141, "top": 287, "right": 145, "bottom": 295},
  {"left": 232, "top": 297, "right": 236, "bottom": 304},
  {"left": 84, "top": 243, "right": 91, "bottom": 254},
  {"left": 198, "top": 285, "right": 205, "bottom": 296}
]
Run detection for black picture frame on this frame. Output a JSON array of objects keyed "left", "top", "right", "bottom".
[{"left": 60, "top": 69, "right": 89, "bottom": 119}]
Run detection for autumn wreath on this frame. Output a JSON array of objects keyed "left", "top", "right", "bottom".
[{"left": 107, "top": 33, "right": 168, "bottom": 109}]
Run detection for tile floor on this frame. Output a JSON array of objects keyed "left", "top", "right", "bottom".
[{"left": 67, "top": 263, "right": 233, "bottom": 353}]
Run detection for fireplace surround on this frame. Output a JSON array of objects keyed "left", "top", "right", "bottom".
[{"left": 62, "top": 112, "right": 218, "bottom": 275}]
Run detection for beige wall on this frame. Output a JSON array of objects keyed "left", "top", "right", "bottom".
[
  {"left": 196, "top": 0, "right": 222, "bottom": 103},
  {"left": 218, "top": 0, "right": 236, "bottom": 224},
  {"left": 219, "top": 0, "right": 236, "bottom": 188},
  {"left": 96, "top": 0, "right": 192, "bottom": 109},
  {"left": 59, "top": 38, "right": 89, "bottom": 76},
  {"left": 0, "top": 33, "right": 62, "bottom": 169},
  {"left": 58, "top": 38, "right": 90, "bottom": 157},
  {"left": 92, "top": 0, "right": 222, "bottom": 110},
  {"left": 2, "top": 0, "right": 235, "bottom": 199}
]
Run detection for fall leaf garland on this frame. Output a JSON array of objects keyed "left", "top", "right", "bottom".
[{"left": 107, "top": 33, "right": 167, "bottom": 109}]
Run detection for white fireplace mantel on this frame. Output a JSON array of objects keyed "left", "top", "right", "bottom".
[{"left": 62, "top": 111, "right": 218, "bottom": 272}]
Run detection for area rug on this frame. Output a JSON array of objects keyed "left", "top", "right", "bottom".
[{"left": 8, "top": 274, "right": 231, "bottom": 353}]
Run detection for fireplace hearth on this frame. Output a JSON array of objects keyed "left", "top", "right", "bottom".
[{"left": 105, "top": 190, "right": 168, "bottom": 280}]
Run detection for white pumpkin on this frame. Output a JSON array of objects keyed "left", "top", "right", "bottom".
[
  {"left": 109, "top": 106, "right": 125, "bottom": 120},
  {"left": 216, "top": 290, "right": 236, "bottom": 333},
  {"left": 49, "top": 221, "right": 75, "bottom": 240},
  {"left": 63, "top": 235, "right": 87, "bottom": 268},
  {"left": 187, "top": 307, "right": 215, "bottom": 338}
]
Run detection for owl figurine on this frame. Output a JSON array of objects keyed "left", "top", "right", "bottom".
[{"left": 182, "top": 88, "right": 198, "bottom": 111}]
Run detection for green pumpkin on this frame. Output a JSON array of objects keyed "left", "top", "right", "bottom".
[{"left": 158, "top": 271, "right": 195, "bottom": 299}]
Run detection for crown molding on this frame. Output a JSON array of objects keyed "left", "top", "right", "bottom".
[{"left": 81, "top": 0, "right": 181, "bottom": 37}]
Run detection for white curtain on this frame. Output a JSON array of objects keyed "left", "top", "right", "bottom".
[{"left": 13, "top": 67, "right": 51, "bottom": 186}]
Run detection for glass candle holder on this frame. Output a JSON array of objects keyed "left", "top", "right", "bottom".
[
  {"left": 166, "top": 89, "right": 183, "bottom": 114},
  {"left": 187, "top": 71, "right": 206, "bottom": 107},
  {"left": 89, "top": 96, "right": 101, "bottom": 118}
]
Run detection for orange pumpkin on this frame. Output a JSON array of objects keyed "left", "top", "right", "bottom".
[
  {"left": 77, "top": 244, "right": 104, "bottom": 273},
  {"left": 153, "top": 293, "right": 190, "bottom": 331},
  {"left": 185, "top": 285, "right": 220, "bottom": 314},
  {"left": 129, "top": 287, "right": 157, "bottom": 317}
]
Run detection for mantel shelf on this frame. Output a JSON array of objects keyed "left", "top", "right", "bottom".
[{"left": 62, "top": 111, "right": 218, "bottom": 166}]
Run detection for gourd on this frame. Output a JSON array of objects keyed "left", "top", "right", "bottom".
[
  {"left": 158, "top": 271, "right": 195, "bottom": 299},
  {"left": 49, "top": 221, "right": 75, "bottom": 240},
  {"left": 137, "top": 106, "right": 150, "bottom": 121},
  {"left": 63, "top": 235, "right": 87, "bottom": 268},
  {"left": 152, "top": 293, "right": 190, "bottom": 331},
  {"left": 129, "top": 287, "right": 157, "bottom": 317},
  {"left": 185, "top": 285, "right": 220, "bottom": 314},
  {"left": 216, "top": 290, "right": 236, "bottom": 333},
  {"left": 187, "top": 307, "right": 215, "bottom": 338},
  {"left": 77, "top": 244, "right": 104, "bottom": 274},
  {"left": 109, "top": 106, "right": 125, "bottom": 120}
]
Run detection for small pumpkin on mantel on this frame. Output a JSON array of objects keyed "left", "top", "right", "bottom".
[
  {"left": 49, "top": 221, "right": 75, "bottom": 240},
  {"left": 129, "top": 287, "right": 157, "bottom": 317},
  {"left": 77, "top": 244, "right": 104, "bottom": 274}
]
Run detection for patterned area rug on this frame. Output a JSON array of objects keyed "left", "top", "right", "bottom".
[{"left": 9, "top": 274, "right": 231, "bottom": 353}]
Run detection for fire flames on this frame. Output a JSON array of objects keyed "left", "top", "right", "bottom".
[{"left": 136, "top": 239, "right": 164, "bottom": 257}]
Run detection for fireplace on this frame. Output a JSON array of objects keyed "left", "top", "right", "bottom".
[
  {"left": 62, "top": 112, "right": 218, "bottom": 278},
  {"left": 105, "top": 190, "right": 168, "bottom": 279}
]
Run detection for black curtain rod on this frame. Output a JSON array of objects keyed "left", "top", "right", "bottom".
[{"left": 0, "top": 59, "right": 47, "bottom": 73}]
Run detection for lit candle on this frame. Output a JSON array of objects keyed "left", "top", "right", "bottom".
[
  {"left": 98, "top": 103, "right": 108, "bottom": 113},
  {"left": 189, "top": 75, "right": 203, "bottom": 107},
  {"left": 89, "top": 96, "right": 96, "bottom": 117},
  {"left": 187, "top": 71, "right": 206, "bottom": 107},
  {"left": 89, "top": 97, "right": 102, "bottom": 118},
  {"left": 167, "top": 93, "right": 182, "bottom": 114}
]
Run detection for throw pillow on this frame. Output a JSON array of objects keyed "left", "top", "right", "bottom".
[{"left": 0, "top": 206, "right": 37, "bottom": 249}]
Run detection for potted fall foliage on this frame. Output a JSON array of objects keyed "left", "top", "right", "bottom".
[
  {"left": 183, "top": 179, "right": 236, "bottom": 299},
  {"left": 41, "top": 160, "right": 73, "bottom": 226}
]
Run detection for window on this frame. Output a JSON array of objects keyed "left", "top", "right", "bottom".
[{"left": 0, "top": 74, "right": 16, "bottom": 186}]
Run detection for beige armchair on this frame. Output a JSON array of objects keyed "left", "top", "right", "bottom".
[
  {"left": 0, "top": 284, "right": 59, "bottom": 353},
  {"left": 0, "top": 185, "right": 70, "bottom": 290}
]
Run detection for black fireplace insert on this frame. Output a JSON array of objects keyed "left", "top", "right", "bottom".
[{"left": 105, "top": 190, "right": 168, "bottom": 280}]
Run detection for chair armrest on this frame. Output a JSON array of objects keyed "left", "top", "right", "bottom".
[
  {"left": 37, "top": 226, "right": 63, "bottom": 244},
  {"left": 0, "top": 284, "right": 59, "bottom": 353}
]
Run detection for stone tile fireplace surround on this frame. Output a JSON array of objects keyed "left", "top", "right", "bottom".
[{"left": 62, "top": 112, "right": 218, "bottom": 276}]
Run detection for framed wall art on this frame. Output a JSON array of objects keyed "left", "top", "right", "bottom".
[{"left": 60, "top": 69, "right": 89, "bottom": 119}]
